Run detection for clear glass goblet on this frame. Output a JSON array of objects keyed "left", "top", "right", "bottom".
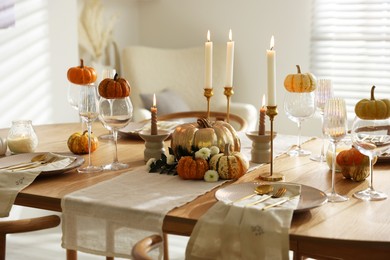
[
  {"left": 284, "top": 91, "right": 316, "bottom": 156},
  {"left": 98, "top": 69, "right": 118, "bottom": 141},
  {"left": 323, "top": 98, "right": 349, "bottom": 202},
  {"left": 77, "top": 84, "right": 102, "bottom": 173},
  {"left": 351, "top": 117, "right": 390, "bottom": 201},
  {"left": 310, "top": 79, "right": 334, "bottom": 162},
  {"left": 99, "top": 96, "right": 133, "bottom": 170}
]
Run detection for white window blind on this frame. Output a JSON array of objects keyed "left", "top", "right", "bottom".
[{"left": 311, "top": 0, "right": 390, "bottom": 120}]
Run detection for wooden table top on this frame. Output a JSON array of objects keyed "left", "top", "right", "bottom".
[{"left": 2, "top": 122, "right": 390, "bottom": 258}]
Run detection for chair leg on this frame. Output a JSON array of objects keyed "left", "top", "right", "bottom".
[{"left": 106, "top": 257, "right": 114, "bottom": 260}]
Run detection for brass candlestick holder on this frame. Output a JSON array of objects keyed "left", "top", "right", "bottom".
[
  {"left": 224, "top": 86, "right": 234, "bottom": 123},
  {"left": 203, "top": 88, "right": 214, "bottom": 119},
  {"left": 259, "top": 105, "right": 284, "bottom": 181}
]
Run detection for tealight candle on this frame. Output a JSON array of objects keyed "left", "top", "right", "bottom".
[
  {"left": 258, "top": 94, "right": 266, "bottom": 135},
  {"left": 7, "top": 120, "right": 38, "bottom": 154},
  {"left": 267, "top": 36, "right": 276, "bottom": 106},
  {"left": 151, "top": 94, "right": 158, "bottom": 135},
  {"left": 204, "top": 30, "right": 213, "bottom": 89}
]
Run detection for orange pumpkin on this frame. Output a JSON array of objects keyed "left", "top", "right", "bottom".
[
  {"left": 176, "top": 156, "right": 209, "bottom": 180},
  {"left": 336, "top": 146, "right": 377, "bottom": 182},
  {"left": 284, "top": 65, "right": 317, "bottom": 93},
  {"left": 67, "top": 59, "right": 97, "bottom": 84},
  {"left": 67, "top": 131, "right": 99, "bottom": 154},
  {"left": 354, "top": 86, "right": 390, "bottom": 120},
  {"left": 209, "top": 144, "right": 248, "bottom": 180},
  {"left": 98, "top": 73, "right": 131, "bottom": 98}
]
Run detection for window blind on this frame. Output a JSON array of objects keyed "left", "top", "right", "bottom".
[{"left": 311, "top": 0, "right": 390, "bottom": 120}]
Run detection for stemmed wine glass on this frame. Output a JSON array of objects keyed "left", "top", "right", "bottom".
[
  {"left": 77, "top": 84, "right": 102, "bottom": 173},
  {"left": 351, "top": 117, "right": 390, "bottom": 201},
  {"left": 310, "top": 79, "right": 334, "bottom": 162},
  {"left": 98, "top": 69, "right": 117, "bottom": 140},
  {"left": 323, "top": 98, "right": 349, "bottom": 202},
  {"left": 284, "top": 91, "right": 316, "bottom": 156},
  {"left": 99, "top": 96, "right": 133, "bottom": 170}
]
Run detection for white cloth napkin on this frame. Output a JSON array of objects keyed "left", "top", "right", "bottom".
[
  {"left": 185, "top": 183, "right": 301, "bottom": 260},
  {"left": 61, "top": 166, "right": 226, "bottom": 259},
  {"left": 0, "top": 153, "right": 76, "bottom": 217}
]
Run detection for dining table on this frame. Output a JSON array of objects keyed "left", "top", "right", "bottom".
[{"left": 1, "top": 122, "right": 390, "bottom": 260}]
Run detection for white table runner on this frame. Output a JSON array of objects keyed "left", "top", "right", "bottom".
[{"left": 61, "top": 134, "right": 313, "bottom": 258}]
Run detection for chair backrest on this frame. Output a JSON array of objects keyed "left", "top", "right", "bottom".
[
  {"left": 122, "top": 45, "right": 228, "bottom": 121},
  {"left": 131, "top": 234, "right": 163, "bottom": 260},
  {"left": 0, "top": 215, "right": 61, "bottom": 260}
]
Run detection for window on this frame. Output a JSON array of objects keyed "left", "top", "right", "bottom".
[{"left": 311, "top": 0, "right": 390, "bottom": 120}]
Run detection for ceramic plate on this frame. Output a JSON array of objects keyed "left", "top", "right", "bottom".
[
  {"left": 118, "top": 121, "right": 180, "bottom": 139},
  {"left": 0, "top": 153, "right": 84, "bottom": 176},
  {"left": 215, "top": 182, "right": 328, "bottom": 212}
]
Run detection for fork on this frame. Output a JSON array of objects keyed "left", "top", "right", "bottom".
[{"left": 245, "top": 187, "right": 287, "bottom": 207}]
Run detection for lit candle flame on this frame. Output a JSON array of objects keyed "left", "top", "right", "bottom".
[
  {"left": 262, "top": 94, "right": 266, "bottom": 107},
  {"left": 270, "top": 35, "right": 274, "bottom": 50},
  {"left": 229, "top": 29, "right": 232, "bottom": 41},
  {"left": 153, "top": 93, "right": 156, "bottom": 107},
  {"left": 207, "top": 30, "right": 210, "bottom": 42}
]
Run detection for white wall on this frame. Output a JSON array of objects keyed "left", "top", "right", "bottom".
[
  {"left": 0, "top": 0, "right": 79, "bottom": 129},
  {"left": 137, "top": 0, "right": 318, "bottom": 136}
]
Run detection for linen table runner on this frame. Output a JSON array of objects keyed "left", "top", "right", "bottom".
[{"left": 61, "top": 166, "right": 226, "bottom": 259}]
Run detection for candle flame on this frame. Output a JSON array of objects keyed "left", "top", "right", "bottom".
[
  {"left": 262, "top": 94, "right": 266, "bottom": 107},
  {"left": 229, "top": 29, "right": 232, "bottom": 41},
  {"left": 207, "top": 30, "right": 210, "bottom": 42},
  {"left": 153, "top": 93, "right": 156, "bottom": 107},
  {"left": 270, "top": 35, "right": 274, "bottom": 50}
]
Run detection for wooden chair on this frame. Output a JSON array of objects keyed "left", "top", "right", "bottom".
[
  {"left": 0, "top": 214, "right": 61, "bottom": 260},
  {"left": 157, "top": 111, "right": 248, "bottom": 131},
  {"left": 131, "top": 234, "right": 164, "bottom": 260}
]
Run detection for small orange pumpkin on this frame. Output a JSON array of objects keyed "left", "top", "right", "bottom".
[
  {"left": 284, "top": 65, "right": 317, "bottom": 93},
  {"left": 354, "top": 86, "right": 390, "bottom": 120},
  {"left": 67, "top": 59, "right": 97, "bottom": 84},
  {"left": 209, "top": 144, "right": 248, "bottom": 180},
  {"left": 98, "top": 73, "right": 131, "bottom": 98},
  {"left": 336, "top": 146, "right": 377, "bottom": 182},
  {"left": 67, "top": 131, "right": 99, "bottom": 154},
  {"left": 176, "top": 156, "right": 209, "bottom": 180}
]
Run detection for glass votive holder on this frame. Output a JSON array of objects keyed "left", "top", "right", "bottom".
[{"left": 7, "top": 120, "right": 38, "bottom": 154}]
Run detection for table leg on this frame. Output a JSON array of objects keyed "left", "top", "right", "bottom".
[
  {"left": 66, "top": 249, "right": 77, "bottom": 260},
  {"left": 163, "top": 233, "right": 169, "bottom": 260}
]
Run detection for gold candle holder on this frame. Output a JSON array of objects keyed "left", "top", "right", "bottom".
[
  {"left": 203, "top": 88, "right": 214, "bottom": 119},
  {"left": 224, "top": 86, "right": 234, "bottom": 123},
  {"left": 259, "top": 105, "right": 284, "bottom": 181}
]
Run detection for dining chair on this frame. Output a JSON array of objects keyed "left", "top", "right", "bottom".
[
  {"left": 131, "top": 234, "right": 163, "bottom": 260},
  {"left": 122, "top": 45, "right": 258, "bottom": 130},
  {"left": 0, "top": 214, "right": 61, "bottom": 260},
  {"left": 156, "top": 110, "right": 248, "bottom": 131}
]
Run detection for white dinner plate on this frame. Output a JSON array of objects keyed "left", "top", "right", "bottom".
[
  {"left": 0, "top": 152, "right": 84, "bottom": 176},
  {"left": 215, "top": 182, "right": 328, "bottom": 212}
]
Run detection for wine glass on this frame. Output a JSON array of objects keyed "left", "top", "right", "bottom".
[
  {"left": 351, "top": 117, "right": 390, "bottom": 201},
  {"left": 98, "top": 69, "right": 117, "bottom": 140},
  {"left": 323, "top": 98, "right": 349, "bottom": 202},
  {"left": 99, "top": 96, "right": 133, "bottom": 170},
  {"left": 310, "top": 79, "right": 334, "bottom": 162},
  {"left": 77, "top": 84, "right": 102, "bottom": 173},
  {"left": 284, "top": 91, "right": 316, "bottom": 156}
]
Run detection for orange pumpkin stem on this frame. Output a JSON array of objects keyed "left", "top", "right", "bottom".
[
  {"left": 197, "top": 118, "right": 212, "bottom": 128},
  {"left": 224, "top": 143, "right": 230, "bottom": 156},
  {"left": 296, "top": 65, "right": 301, "bottom": 74},
  {"left": 79, "top": 59, "right": 84, "bottom": 68},
  {"left": 370, "top": 85, "right": 376, "bottom": 100}
]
